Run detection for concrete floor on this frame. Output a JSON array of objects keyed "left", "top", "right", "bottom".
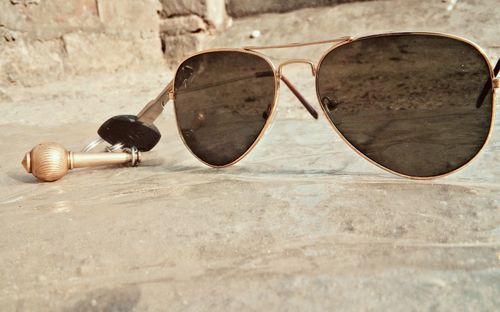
[{"left": 1, "top": 1, "right": 499, "bottom": 311}]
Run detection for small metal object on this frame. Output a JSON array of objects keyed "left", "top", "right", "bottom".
[
  {"left": 82, "top": 138, "right": 104, "bottom": 152},
  {"left": 22, "top": 142, "right": 141, "bottom": 182},
  {"left": 128, "top": 146, "right": 140, "bottom": 167},
  {"left": 82, "top": 139, "right": 124, "bottom": 153},
  {"left": 106, "top": 142, "right": 125, "bottom": 152}
]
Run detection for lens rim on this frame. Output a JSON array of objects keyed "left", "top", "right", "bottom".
[
  {"left": 315, "top": 32, "right": 496, "bottom": 179},
  {"left": 172, "top": 49, "right": 280, "bottom": 168}
]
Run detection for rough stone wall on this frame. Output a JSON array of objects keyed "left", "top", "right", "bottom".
[
  {"left": 0, "top": 0, "right": 163, "bottom": 86},
  {"left": 158, "top": 0, "right": 227, "bottom": 65},
  {"left": 0, "top": 0, "right": 367, "bottom": 86},
  {"left": 157, "top": 0, "right": 369, "bottom": 65}
]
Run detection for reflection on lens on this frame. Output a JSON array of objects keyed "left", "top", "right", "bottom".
[
  {"left": 317, "top": 34, "right": 493, "bottom": 177},
  {"left": 174, "top": 51, "right": 276, "bottom": 166}
]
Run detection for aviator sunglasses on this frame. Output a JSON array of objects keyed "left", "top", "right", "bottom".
[{"left": 22, "top": 32, "right": 500, "bottom": 182}]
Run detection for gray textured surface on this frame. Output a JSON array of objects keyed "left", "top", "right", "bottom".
[{"left": 1, "top": 0, "right": 499, "bottom": 311}]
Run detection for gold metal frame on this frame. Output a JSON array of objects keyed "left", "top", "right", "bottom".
[
  {"left": 140, "top": 32, "right": 498, "bottom": 179},
  {"left": 314, "top": 32, "right": 497, "bottom": 180}
]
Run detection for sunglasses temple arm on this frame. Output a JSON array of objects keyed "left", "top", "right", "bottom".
[
  {"left": 476, "top": 59, "right": 500, "bottom": 108},
  {"left": 280, "top": 75, "right": 319, "bottom": 119},
  {"left": 136, "top": 80, "right": 174, "bottom": 124}
]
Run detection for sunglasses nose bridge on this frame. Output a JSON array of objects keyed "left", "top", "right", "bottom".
[{"left": 277, "top": 59, "right": 317, "bottom": 77}]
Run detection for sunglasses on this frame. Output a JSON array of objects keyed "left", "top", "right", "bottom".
[{"left": 23, "top": 32, "right": 500, "bottom": 182}]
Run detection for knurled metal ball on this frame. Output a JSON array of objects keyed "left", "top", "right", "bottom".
[{"left": 24, "top": 142, "right": 69, "bottom": 182}]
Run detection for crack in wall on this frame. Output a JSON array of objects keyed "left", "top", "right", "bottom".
[{"left": 95, "top": 0, "right": 101, "bottom": 19}]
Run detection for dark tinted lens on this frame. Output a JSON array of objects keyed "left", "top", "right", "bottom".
[
  {"left": 174, "top": 51, "right": 276, "bottom": 166},
  {"left": 317, "top": 34, "right": 493, "bottom": 177}
]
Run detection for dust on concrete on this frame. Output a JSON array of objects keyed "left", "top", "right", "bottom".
[{"left": 0, "top": 0, "right": 499, "bottom": 311}]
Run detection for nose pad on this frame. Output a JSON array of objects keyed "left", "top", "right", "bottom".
[
  {"left": 278, "top": 60, "right": 316, "bottom": 77},
  {"left": 322, "top": 96, "right": 339, "bottom": 112}
]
